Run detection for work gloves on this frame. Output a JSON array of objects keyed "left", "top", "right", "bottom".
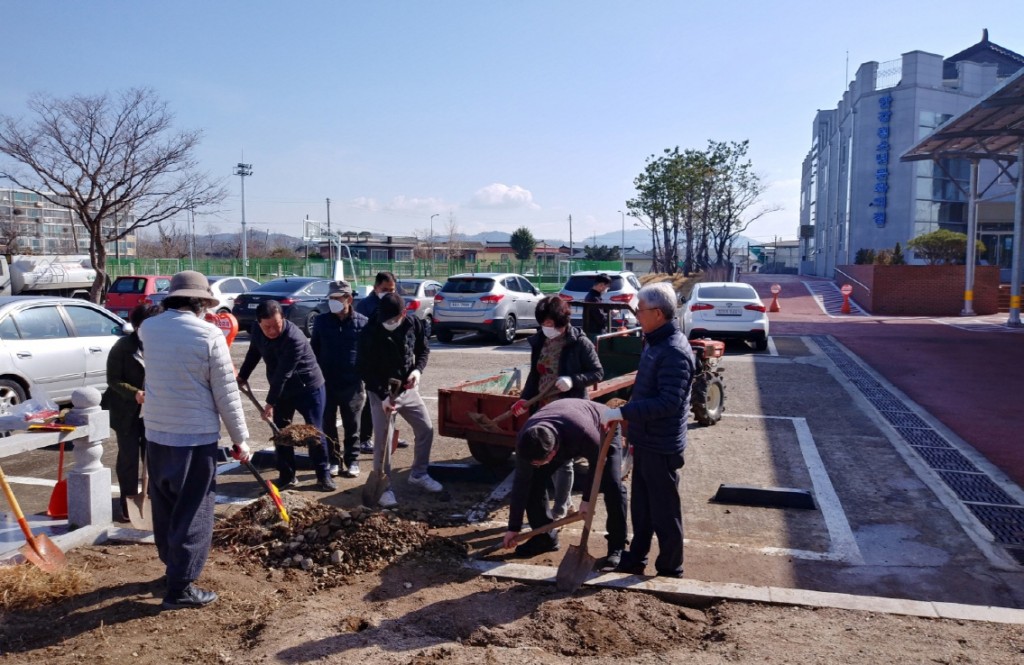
[
  {"left": 405, "top": 369, "right": 421, "bottom": 391},
  {"left": 511, "top": 399, "right": 529, "bottom": 417},
  {"left": 231, "top": 441, "right": 252, "bottom": 463},
  {"left": 600, "top": 407, "right": 623, "bottom": 427},
  {"left": 555, "top": 376, "right": 573, "bottom": 393}
]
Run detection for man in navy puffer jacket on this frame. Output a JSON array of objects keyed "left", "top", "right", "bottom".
[{"left": 603, "top": 281, "right": 694, "bottom": 578}]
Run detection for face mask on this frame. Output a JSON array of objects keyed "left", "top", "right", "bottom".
[
  {"left": 328, "top": 300, "right": 345, "bottom": 314},
  {"left": 382, "top": 318, "right": 402, "bottom": 332},
  {"left": 541, "top": 325, "right": 562, "bottom": 339}
]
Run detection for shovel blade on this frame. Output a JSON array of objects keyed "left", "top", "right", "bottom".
[
  {"left": 46, "top": 479, "right": 68, "bottom": 519},
  {"left": 467, "top": 411, "right": 501, "bottom": 433},
  {"left": 361, "top": 470, "right": 389, "bottom": 507},
  {"left": 126, "top": 494, "right": 154, "bottom": 531},
  {"left": 555, "top": 544, "right": 596, "bottom": 592},
  {"left": 19, "top": 534, "right": 66, "bottom": 573}
]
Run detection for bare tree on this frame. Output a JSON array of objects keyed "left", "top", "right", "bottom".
[
  {"left": 0, "top": 88, "right": 226, "bottom": 301},
  {"left": 444, "top": 211, "right": 463, "bottom": 260}
]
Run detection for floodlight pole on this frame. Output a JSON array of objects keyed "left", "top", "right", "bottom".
[
  {"left": 234, "top": 162, "right": 253, "bottom": 278},
  {"left": 618, "top": 210, "right": 625, "bottom": 271}
]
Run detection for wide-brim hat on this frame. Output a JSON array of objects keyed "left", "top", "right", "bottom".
[{"left": 167, "top": 270, "right": 218, "bottom": 307}]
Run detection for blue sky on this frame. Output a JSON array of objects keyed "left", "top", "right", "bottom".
[{"left": 2, "top": 1, "right": 1020, "bottom": 248}]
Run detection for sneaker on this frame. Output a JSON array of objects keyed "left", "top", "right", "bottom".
[
  {"left": 314, "top": 477, "right": 337, "bottom": 492},
  {"left": 408, "top": 473, "right": 443, "bottom": 493},
  {"left": 161, "top": 583, "right": 218, "bottom": 610},
  {"left": 396, "top": 438, "right": 410, "bottom": 449},
  {"left": 359, "top": 440, "right": 373, "bottom": 454},
  {"left": 379, "top": 490, "right": 398, "bottom": 508},
  {"left": 275, "top": 478, "right": 299, "bottom": 491},
  {"left": 342, "top": 461, "right": 361, "bottom": 478},
  {"left": 513, "top": 536, "right": 559, "bottom": 558},
  {"left": 328, "top": 464, "right": 340, "bottom": 477},
  {"left": 604, "top": 549, "right": 624, "bottom": 570}
]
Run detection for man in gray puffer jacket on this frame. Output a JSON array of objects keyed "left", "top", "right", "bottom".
[{"left": 139, "top": 271, "right": 251, "bottom": 610}]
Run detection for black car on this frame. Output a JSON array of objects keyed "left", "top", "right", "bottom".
[{"left": 231, "top": 277, "right": 333, "bottom": 337}]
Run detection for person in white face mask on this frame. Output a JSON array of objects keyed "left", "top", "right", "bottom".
[
  {"left": 311, "top": 281, "right": 368, "bottom": 479},
  {"left": 356, "top": 292, "right": 440, "bottom": 507},
  {"left": 510, "top": 296, "right": 606, "bottom": 522}
]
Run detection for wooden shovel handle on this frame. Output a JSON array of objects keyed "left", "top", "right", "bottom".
[
  {"left": 239, "top": 382, "right": 281, "bottom": 435},
  {"left": 577, "top": 427, "right": 617, "bottom": 547},
  {"left": 475, "top": 511, "right": 584, "bottom": 558},
  {"left": 492, "top": 381, "right": 560, "bottom": 426},
  {"left": 0, "top": 463, "right": 43, "bottom": 554}
]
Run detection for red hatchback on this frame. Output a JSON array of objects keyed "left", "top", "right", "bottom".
[{"left": 105, "top": 275, "right": 171, "bottom": 319}]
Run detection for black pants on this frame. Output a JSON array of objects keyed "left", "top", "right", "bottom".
[
  {"left": 359, "top": 398, "right": 373, "bottom": 444},
  {"left": 273, "top": 385, "right": 329, "bottom": 482},
  {"left": 525, "top": 436, "right": 628, "bottom": 552},
  {"left": 147, "top": 441, "right": 217, "bottom": 594},
  {"left": 114, "top": 417, "right": 147, "bottom": 498},
  {"left": 323, "top": 383, "right": 365, "bottom": 467},
  {"left": 625, "top": 447, "right": 685, "bottom": 576}
]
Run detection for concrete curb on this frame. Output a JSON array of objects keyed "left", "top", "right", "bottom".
[{"left": 467, "top": 560, "right": 1024, "bottom": 625}]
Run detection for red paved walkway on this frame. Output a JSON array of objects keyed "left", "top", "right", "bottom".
[{"left": 743, "top": 274, "right": 1024, "bottom": 487}]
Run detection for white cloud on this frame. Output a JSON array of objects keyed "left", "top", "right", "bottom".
[
  {"left": 469, "top": 183, "right": 540, "bottom": 210},
  {"left": 349, "top": 195, "right": 447, "bottom": 213}
]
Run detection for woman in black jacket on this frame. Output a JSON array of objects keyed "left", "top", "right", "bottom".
[
  {"left": 512, "top": 296, "right": 604, "bottom": 519},
  {"left": 103, "top": 304, "right": 160, "bottom": 522}
]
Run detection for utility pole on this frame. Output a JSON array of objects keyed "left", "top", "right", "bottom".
[
  {"left": 326, "top": 197, "right": 332, "bottom": 262},
  {"left": 234, "top": 162, "right": 253, "bottom": 277},
  {"left": 568, "top": 214, "right": 573, "bottom": 264},
  {"left": 189, "top": 207, "right": 195, "bottom": 270}
]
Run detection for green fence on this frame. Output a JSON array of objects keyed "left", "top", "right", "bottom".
[{"left": 104, "top": 258, "right": 625, "bottom": 292}]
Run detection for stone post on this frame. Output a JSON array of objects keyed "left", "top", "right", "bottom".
[{"left": 64, "top": 387, "right": 112, "bottom": 528}]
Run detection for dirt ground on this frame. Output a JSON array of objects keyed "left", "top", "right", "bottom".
[{"left": 2, "top": 494, "right": 1023, "bottom": 665}]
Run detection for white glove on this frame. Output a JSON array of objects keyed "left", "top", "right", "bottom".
[
  {"left": 405, "top": 369, "right": 421, "bottom": 390},
  {"left": 555, "top": 376, "right": 573, "bottom": 393},
  {"left": 600, "top": 407, "right": 623, "bottom": 427},
  {"left": 231, "top": 441, "right": 252, "bottom": 463},
  {"left": 382, "top": 396, "right": 398, "bottom": 414}
]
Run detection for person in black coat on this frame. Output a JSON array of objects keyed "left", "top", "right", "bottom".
[
  {"left": 311, "top": 280, "right": 367, "bottom": 479},
  {"left": 511, "top": 296, "right": 604, "bottom": 520},
  {"left": 354, "top": 271, "right": 397, "bottom": 452},
  {"left": 356, "top": 292, "right": 441, "bottom": 507},
  {"left": 583, "top": 273, "right": 612, "bottom": 335},
  {"left": 237, "top": 299, "right": 333, "bottom": 491}
]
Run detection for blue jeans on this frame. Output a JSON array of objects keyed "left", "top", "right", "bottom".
[{"left": 273, "top": 385, "right": 329, "bottom": 481}]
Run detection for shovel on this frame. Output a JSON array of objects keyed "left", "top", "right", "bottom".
[
  {"left": 45, "top": 440, "right": 68, "bottom": 519},
  {"left": 468, "top": 382, "right": 558, "bottom": 433},
  {"left": 362, "top": 379, "right": 402, "bottom": 507},
  {"left": 239, "top": 382, "right": 325, "bottom": 448},
  {"left": 555, "top": 427, "right": 616, "bottom": 592},
  {"left": 239, "top": 382, "right": 283, "bottom": 437},
  {"left": 472, "top": 511, "right": 584, "bottom": 559},
  {"left": 0, "top": 463, "right": 66, "bottom": 573},
  {"left": 240, "top": 458, "right": 289, "bottom": 523},
  {"left": 125, "top": 460, "right": 153, "bottom": 530}
]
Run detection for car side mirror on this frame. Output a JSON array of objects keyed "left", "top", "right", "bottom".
[
  {"left": 121, "top": 323, "right": 135, "bottom": 335},
  {"left": 533, "top": 288, "right": 540, "bottom": 295}
]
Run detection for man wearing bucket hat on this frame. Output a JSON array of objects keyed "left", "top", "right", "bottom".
[
  {"left": 138, "top": 270, "right": 251, "bottom": 610},
  {"left": 311, "top": 280, "right": 367, "bottom": 479}
]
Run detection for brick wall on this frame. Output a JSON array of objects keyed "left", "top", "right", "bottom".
[{"left": 835, "top": 265, "right": 999, "bottom": 315}]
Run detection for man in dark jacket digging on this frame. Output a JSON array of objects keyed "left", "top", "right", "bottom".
[
  {"left": 237, "top": 299, "right": 333, "bottom": 492},
  {"left": 501, "top": 398, "right": 627, "bottom": 567},
  {"left": 602, "top": 281, "right": 694, "bottom": 578},
  {"left": 356, "top": 291, "right": 441, "bottom": 507}
]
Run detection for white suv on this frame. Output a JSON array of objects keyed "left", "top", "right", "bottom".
[{"left": 558, "top": 270, "right": 641, "bottom": 330}]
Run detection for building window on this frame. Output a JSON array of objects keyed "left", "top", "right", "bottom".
[
  {"left": 394, "top": 249, "right": 412, "bottom": 262},
  {"left": 370, "top": 249, "right": 388, "bottom": 262}
]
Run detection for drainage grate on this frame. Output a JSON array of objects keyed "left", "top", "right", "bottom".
[
  {"left": 879, "top": 410, "right": 931, "bottom": 429},
  {"left": 939, "top": 471, "right": 1018, "bottom": 505},
  {"left": 866, "top": 396, "right": 913, "bottom": 413},
  {"left": 895, "top": 428, "right": 953, "bottom": 448},
  {"left": 910, "top": 446, "right": 979, "bottom": 473},
  {"left": 965, "top": 505, "right": 1024, "bottom": 546}
]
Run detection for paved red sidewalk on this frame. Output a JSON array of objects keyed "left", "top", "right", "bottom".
[{"left": 743, "top": 274, "right": 1024, "bottom": 487}]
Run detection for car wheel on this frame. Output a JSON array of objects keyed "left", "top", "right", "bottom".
[
  {"left": 468, "top": 440, "right": 514, "bottom": 467},
  {"left": 0, "top": 379, "right": 27, "bottom": 415},
  {"left": 427, "top": 314, "right": 436, "bottom": 336},
  {"left": 497, "top": 314, "right": 516, "bottom": 345},
  {"left": 436, "top": 327, "right": 454, "bottom": 344},
  {"left": 304, "top": 311, "right": 318, "bottom": 337},
  {"left": 754, "top": 337, "right": 769, "bottom": 351},
  {"left": 691, "top": 374, "right": 725, "bottom": 426},
  {"left": 217, "top": 307, "right": 231, "bottom": 315}
]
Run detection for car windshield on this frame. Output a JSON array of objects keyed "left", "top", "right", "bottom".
[
  {"left": 564, "top": 275, "right": 626, "bottom": 292},
  {"left": 256, "top": 278, "right": 311, "bottom": 293},
  {"left": 442, "top": 278, "right": 496, "bottom": 294},
  {"left": 697, "top": 285, "right": 757, "bottom": 300}
]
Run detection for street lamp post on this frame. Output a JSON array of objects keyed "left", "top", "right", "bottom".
[
  {"left": 429, "top": 213, "right": 439, "bottom": 264},
  {"left": 234, "top": 162, "right": 253, "bottom": 277},
  {"left": 617, "top": 210, "right": 625, "bottom": 271}
]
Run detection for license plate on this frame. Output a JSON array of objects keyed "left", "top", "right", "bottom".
[
  {"left": 450, "top": 301, "right": 472, "bottom": 308},
  {"left": 716, "top": 308, "right": 741, "bottom": 316},
  {"left": 248, "top": 303, "right": 258, "bottom": 309}
]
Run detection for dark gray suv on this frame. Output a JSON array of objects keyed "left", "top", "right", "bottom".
[{"left": 432, "top": 272, "right": 542, "bottom": 344}]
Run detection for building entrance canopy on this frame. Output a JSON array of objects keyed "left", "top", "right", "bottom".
[{"left": 902, "top": 68, "right": 1024, "bottom": 326}]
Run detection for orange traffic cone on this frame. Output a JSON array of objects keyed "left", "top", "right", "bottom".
[{"left": 46, "top": 441, "right": 68, "bottom": 519}]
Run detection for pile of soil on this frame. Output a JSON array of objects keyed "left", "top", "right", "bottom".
[
  {"left": 271, "top": 423, "right": 325, "bottom": 447},
  {"left": 213, "top": 495, "right": 467, "bottom": 588}
]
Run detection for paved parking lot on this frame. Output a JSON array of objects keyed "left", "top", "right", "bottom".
[{"left": 4, "top": 310, "right": 1024, "bottom": 610}]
